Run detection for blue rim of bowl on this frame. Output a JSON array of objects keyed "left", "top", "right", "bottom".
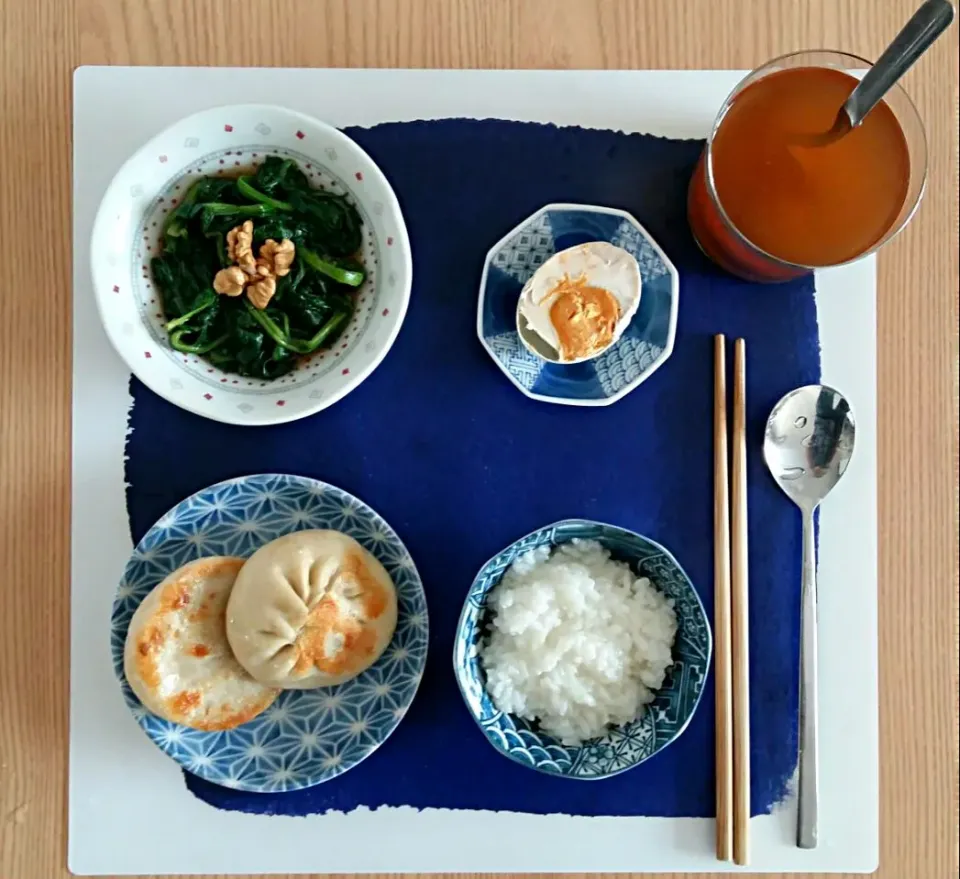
[{"left": 452, "top": 517, "right": 712, "bottom": 779}]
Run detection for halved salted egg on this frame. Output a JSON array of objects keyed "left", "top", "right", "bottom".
[{"left": 516, "top": 242, "right": 642, "bottom": 363}]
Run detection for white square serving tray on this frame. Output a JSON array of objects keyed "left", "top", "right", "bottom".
[{"left": 71, "top": 66, "right": 878, "bottom": 875}]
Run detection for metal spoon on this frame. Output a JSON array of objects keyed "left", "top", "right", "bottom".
[
  {"left": 792, "top": 0, "right": 955, "bottom": 148},
  {"left": 762, "top": 385, "right": 856, "bottom": 849}
]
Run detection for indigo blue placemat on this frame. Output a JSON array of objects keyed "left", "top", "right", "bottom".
[{"left": 124, "top": 118, "right": 820, "bottom": 817}]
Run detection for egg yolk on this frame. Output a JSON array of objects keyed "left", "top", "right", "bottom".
[{"left": 547, "top": 274, "right": 621, "bottom": 361}]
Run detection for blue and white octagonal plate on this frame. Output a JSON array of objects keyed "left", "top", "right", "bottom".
[
  {"left": 110, "top": 473, "right": 429, "bottom": 792},
  {"left": 477, "top": 203, "right": 679, "bottom": 406}
]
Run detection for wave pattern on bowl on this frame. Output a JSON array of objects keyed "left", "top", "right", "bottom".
[{"left": 453, "top": 519, "right": 711, "bottom": 780}]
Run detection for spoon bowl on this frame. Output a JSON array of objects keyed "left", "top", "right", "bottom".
[
  {"left": 763, "top": 383, "right": 856, "bottom": 851},
  {"left": 788, "top": 114, "right": 853, "bottom": 150},
  {"left": 763, "top": 384, "right": 856, "bottom": 511}
]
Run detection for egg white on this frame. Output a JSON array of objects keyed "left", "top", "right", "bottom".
[{"left": 517, "top": 242, "right": 642, "bottom": 362}]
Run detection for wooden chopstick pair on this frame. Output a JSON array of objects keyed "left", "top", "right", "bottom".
[{"left": 714, "top": 335, "right": 751, "bottom": 866}]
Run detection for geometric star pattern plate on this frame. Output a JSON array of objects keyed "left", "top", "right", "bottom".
[
  {"left": 453, "top": 518, "right": 710, "bottom": 780},
  {"left": 110, "top": 473, "right": 429, "bottom": 793}
]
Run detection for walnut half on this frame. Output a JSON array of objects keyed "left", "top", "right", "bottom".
[
  {"left": 226, "top": 220, "right": 256, "bottom": 276},
  {"left": 246, "top": 276, "right": 277, "bottom": 310},
  {"left": 216, "top": 224, "right": 292, "bottom": 309},
  {"left": 258, "top": 239, "right": 296, "bottom": 278},
  {"left": 213, "top": 266, "right": 247, "bottom": 297}
]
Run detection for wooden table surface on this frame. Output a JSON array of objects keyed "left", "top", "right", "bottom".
[{"left": 1, "top": 1, "right": 956, "bottom": 877}]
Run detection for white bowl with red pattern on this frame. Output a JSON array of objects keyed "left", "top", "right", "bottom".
[{"left": 91, "top": 104, "right": 412, "bottom": 426}]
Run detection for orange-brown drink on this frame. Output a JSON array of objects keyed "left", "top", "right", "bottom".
[{"left": 688, "top": 52, "right": 926, "bottom": 282}]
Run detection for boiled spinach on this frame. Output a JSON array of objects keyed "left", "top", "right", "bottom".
[{"left": 150, "top": 155, "right": 367, "bottom": 380}]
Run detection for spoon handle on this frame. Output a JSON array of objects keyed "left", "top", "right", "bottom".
[
  {"left": 844, "top": 0, "right": 955, "bottom": 127},
  {"left": 797, "top": 508, "right": 819, "bottom": 848}
]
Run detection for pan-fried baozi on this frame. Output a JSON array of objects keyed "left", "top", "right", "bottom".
[
  {"left": 226, "top": 530, "right": 398, "bottom": 688},
  {"left": 123, "top": 556, "right": 279, "bottom": 730}
]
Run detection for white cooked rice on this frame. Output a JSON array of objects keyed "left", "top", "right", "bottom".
[{"left": 480, "top": 538, "right": 677, "bottom": 745}]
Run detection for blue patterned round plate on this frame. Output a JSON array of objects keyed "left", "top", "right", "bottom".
[
  {"left": 453, "top": 519, "right": 710, "bottom": 779},
  {"left": 110, "top": 473, "right": 429, "bottom": 792}
]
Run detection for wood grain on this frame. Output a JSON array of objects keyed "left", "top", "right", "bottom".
[
  {"left": 713, "top": 335, "right": 733, "bottom": 864},
  {"left": 730, "top": 339, "right": 751, "bottom": 867},
  {"left": 1, "top": 1, "right": 956, "bottom": 877}
]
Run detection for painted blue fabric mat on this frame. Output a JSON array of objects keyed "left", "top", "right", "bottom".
[{"left": 125, "top": 119, "right": 820, "bottom": 817}]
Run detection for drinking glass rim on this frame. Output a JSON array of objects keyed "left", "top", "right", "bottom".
[{"left": 703, "top": 49, "right": 929, "bottom": 273}]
